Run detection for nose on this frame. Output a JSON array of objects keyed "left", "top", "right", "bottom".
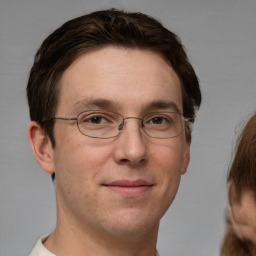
[{"left": 113, "top": 118, "right": 148, "bottom": 166}]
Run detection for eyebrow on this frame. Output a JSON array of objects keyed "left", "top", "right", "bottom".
[
  {"left": 144, "top": 101, "right": 181, "bottom": 114},
  {"left": 71, "top": 98, "right": 181, "bottom": 114},
  {"left": 71, "top": 98, "right": 119, "bottom": 111}
]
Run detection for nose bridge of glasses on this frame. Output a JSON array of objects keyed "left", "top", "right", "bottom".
[{"left": 118, "top": 116, "right": 143, "bottom": 131}]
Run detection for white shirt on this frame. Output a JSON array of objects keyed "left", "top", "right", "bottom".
[
  {"left": 29, "top": 235, "right": 55, "bottom": 256},
  {"left": 29, "top": 235, "right": 160, "bottom": 256}
]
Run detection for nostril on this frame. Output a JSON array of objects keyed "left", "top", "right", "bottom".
[
  {"left": 119, "top": 157, "right": 146, "bottom": 166},
  {"left": 119, "top": 158, "right": 130, "bottom": 164}
]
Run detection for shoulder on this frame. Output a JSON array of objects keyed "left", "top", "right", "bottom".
[{"left": 29, "top": 235, "right": 55, "bottom": 256}]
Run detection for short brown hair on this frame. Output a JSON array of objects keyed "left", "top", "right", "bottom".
[{"left": 27, "top": 8, "right": 201, "bottom": 146}]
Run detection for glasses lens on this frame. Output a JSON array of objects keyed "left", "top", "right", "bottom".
[
  {"left": 77, "top": 111, "right": 122, "bottom": 138},
  {"left": 142, "top": 112, "right": 184, "bottom": 138}
]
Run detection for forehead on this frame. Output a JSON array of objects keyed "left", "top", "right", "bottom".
[{"left": 57, "top": 46, "right": 183, "bottom": 115}]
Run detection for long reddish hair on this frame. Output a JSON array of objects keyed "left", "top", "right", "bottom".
[{"left": 221, "top": 112, "right": 256, "bottom": 255}]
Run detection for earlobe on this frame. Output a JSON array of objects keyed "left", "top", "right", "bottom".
[
  {"left": 181, "top": 143, "right": 190, "bottom": 175},
  {"left": 27, "top": 121, "right": 55, "bottom": 174}
]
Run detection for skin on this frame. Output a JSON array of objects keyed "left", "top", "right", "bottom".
[
  {"left": 229, "top": 182, "right": 256, "bottom": 252},
  {"left": 28, "top": 47, "right": 190, "bottom": 256}
]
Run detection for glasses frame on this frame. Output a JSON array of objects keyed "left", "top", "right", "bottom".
[{"left": 47, "top": 110, "right": 193, "bottom": 139}]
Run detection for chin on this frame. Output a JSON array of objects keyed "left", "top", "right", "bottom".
[{"left": 101, "top": 208, "right": 161, "bottom": 237}]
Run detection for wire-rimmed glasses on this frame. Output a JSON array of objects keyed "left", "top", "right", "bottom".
[{"left": 48, "top": 110, "right": 192, "bottom": 139}]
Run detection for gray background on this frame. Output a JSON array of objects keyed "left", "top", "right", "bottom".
[{"left": 0, "top": 0, "right": 255, "bottom": 255}]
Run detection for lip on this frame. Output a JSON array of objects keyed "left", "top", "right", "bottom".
[{"left": 102, "top": 179, "right": 153, "bottom": 197}]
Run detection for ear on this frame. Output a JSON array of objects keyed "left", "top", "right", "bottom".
[
  {"left": 27, "top": 121, "right": 55, "bottom": 174},
  {"left": 181, "top": 142, "right": 190, "bottom": 175}
]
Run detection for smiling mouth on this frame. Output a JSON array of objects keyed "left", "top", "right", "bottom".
[{"left": 102, "top": 180, "right": 153, "bottom": 197}]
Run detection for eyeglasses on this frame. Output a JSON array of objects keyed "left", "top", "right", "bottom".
[{"left": 48, "top": 110, "right": 192, "bottom": 139}]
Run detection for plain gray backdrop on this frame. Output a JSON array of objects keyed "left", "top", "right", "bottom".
[{"left": 0, "top": 0, "right": 255, "bottom": 255}]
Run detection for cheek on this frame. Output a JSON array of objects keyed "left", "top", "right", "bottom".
[
  {"left": 53, "top": 134, "right": 115, "bottom": 188},
  {"left": 151, "top": 143, "right": 185, "bottom": 197},
  {"left": 230, "top": 199, "right": 256, "bottom": 243},
  {"left": 53, "top": 139, "right": 112, "bottom": 212},
  {"left": 152, "top": 142, "right": 185, "bottom": 174},
  {"left": 149, "top": 148, "right": 183, "bottom": 217}
]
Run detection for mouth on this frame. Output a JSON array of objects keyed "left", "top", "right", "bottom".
[{"left": 102, "top": 180, "right": 154, "bottom": 197}]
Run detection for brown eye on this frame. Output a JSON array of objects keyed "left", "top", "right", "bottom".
[
  {"left": 145, "top": 115, "right": 172, "bottom": 125},
  {"left": 89, "top": 116, "right": 105, "bottom": 124},
  {"left": 151, "top": 117, "right": 167, "bottom": 124},
  {"left": 80, "top": 113, "right": 112, "bottom": 125}
]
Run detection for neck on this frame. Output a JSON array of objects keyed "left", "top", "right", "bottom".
[{"left": 44, "top": 212, "right": 159, "bottom": 256}]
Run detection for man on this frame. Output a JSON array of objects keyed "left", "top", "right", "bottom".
[{"left": 27, "top": 9, "right": 201, "bottom": 256}]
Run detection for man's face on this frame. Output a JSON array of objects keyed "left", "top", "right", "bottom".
[{"left": 51, "top": 47, "right": 190, "bottom": 237}]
